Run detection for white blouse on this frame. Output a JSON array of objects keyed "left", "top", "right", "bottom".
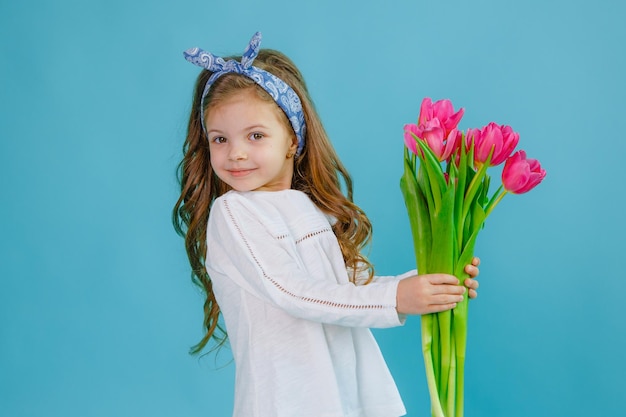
[{"left": 205, "top": 189, "right": 410, "bottom": 417}]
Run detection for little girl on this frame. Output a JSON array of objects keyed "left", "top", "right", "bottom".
[{"left": 173, "top": 32, "right": 479, "bottom": 417}]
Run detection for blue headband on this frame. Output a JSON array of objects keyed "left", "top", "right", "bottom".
[{"left": 183, "top": 32, "right": 306, "bottom": 156}]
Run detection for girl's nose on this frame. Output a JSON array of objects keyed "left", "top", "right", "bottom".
[{"left": 228, "top": 143, "right": 247, "bottom": 161}]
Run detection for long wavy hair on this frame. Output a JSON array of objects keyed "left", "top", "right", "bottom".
[{"left": 173, "top": 49, "right": 374, "bottom": 354}]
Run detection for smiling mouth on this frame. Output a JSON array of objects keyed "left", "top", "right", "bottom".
[{"left": 228, "top": 168, "right": 255, "bottom": 177}]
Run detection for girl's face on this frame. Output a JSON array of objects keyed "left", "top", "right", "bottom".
[{"left": 206, "top": 89, "right": 298, "bottom": 192}]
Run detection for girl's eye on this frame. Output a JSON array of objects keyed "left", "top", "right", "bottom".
[
  {"left": 249, "top": 132, "right": 264, "bottom": 141},
  {"left": 212, "top": 136, "right": 227, "bottom": 144}
]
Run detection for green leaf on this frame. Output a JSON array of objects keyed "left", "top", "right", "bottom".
[
  {"left": 417, "top": 163, "right": 436, "bottom": 227},
  {"left": 414, "top": 137, "right": 447, "bottom": 211},
  {"left": 470, "top": 200, "right": 486, "bottom": 237},
  {"left": 455, "top": 138, "right": 469, "bottom": 253},
  {"left": 430, "top": 184, "right": 455, "bottom": 274},
  {"left": 400, "top": 155, "right": 432, "bottom": 274}
]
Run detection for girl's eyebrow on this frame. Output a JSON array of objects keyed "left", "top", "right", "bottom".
[
  {"left": 243, "top": 123, "right": 270, "bottom": 131},
  {"left": 207, "top": 124, "right": 270, "bottom": 135}
]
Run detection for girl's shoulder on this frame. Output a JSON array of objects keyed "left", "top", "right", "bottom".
[
  {"left": 212, "top": 189, "right": 322, "bottom": 222},
  {"left": 210, "top": 190, "right": 335, "bottom": 238},
  {"left": 216, "top": 189, "right": 311, "bottom": 207}
]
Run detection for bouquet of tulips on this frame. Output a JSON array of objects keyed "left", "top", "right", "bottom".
[{"left": 400, "top": 98, "right": 546, "bottom": 417}]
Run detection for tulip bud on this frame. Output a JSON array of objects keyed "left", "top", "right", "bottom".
[
  {"left": 502, "top": 150, "right": 546, "bottom": 194},
  {"left": 475, "top": 123, "right": 520, "bottom": 166}
]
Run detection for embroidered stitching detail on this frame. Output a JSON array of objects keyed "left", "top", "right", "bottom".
[
  {"left": 275, "top": 234, "right": 288, "bottom": 240},
  {"left": 222, "top": 199, "right": 389, "bottom": 310},
  {"left": 295, "top": 227, "right": 332, "bottom": 244}
]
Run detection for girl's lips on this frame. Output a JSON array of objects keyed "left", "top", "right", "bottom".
[{"left": 228, "top": 168, "right": 255, "bottom": 177}]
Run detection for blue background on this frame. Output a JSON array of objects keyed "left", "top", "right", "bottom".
[{"left": 1, "top": 0, "right": 624, "bottom": 416}]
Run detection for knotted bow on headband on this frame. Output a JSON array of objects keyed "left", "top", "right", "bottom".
[{"left": 184, "top": 32, "right": 306, "bottom": 156}]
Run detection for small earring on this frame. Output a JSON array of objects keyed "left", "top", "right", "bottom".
[{"left": 287, "top": 151, "right": 295, "bottom": 158}]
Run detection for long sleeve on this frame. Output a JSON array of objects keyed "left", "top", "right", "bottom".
[{"left": 206, "top": 192, "right": 403, "bottom": 329}]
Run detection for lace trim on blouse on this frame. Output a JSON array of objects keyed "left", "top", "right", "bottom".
[{"left": 295, "top": 228, "right": 332, "bottom": 244}]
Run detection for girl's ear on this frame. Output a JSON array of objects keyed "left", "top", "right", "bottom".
[{"left": 287, "top": 136, "right": 298, "bottom": 158}]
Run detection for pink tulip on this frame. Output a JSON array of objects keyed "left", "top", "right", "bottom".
[
  {"left": 475, "top": 122, "right": 519, "bottom": 166},
  {"left": 418, "top": 118, "right": 445, "bottom": 156},
  {"left": 404, "top": 122, "right": 460, "bottom": 162},
  {"left": 502, "top": 150, "right": 546, "bottom": 194},
  {"left": 418, "top": 97, "right": 465, "bottom": 137}
]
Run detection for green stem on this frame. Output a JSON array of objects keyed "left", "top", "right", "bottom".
[
  {"left": 432, "top": 313, "right": 440, "bottom": 395},
  {"left": 446, "top": 329, "right": 457, "bottom": 417},
  {"left": 453, "top": 296, "right": 468, "bottom": 417},
  {"left": 461, "top": 147, "right": 494, "bottom": 225},
  {"left": 485, "top": 188, "right": 508, "bottom": 218},
  {"left": 452, "top": 242, "right": 476, "bottom": 417},
  {"left": 437, "top": 310, "right": 452, "bottom": 405},
  {"left": 422, "top": 314, "right": 445, "bottom": 417}
]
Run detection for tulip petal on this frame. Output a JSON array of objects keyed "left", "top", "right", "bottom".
[
  {"left": 517, "top": 171, "right": 543, "bottom": 194},
  {"left": 441, "top": 129, "right": 461, "bottom": 161},
  {"left": 444, "top": 108, "right": 465, "bottom": 132},
  {"left": 433, "top": 99, "right": 452, "bottom": 118},
  {"left": 492, "top": 125, "right": 520, "bottom": 166},
  {"left": 477, "top": 123, "right": 506, "bottom": 166},
  {"left": 404, "top": 124, "right": 420, "bottom": 156},
  {"left": 419, "top": 97, "right": 433, "bottom": 125}
]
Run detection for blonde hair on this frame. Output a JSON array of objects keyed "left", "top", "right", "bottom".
[{"left": 173, "top": 49, "right": 374, "bottom": 354}]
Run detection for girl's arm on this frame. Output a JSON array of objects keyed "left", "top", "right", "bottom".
[{"left": 372, "top": 269, "right": 417, "bottom": 283}]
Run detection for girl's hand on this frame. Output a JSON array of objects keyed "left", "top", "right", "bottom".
[
  {"left": 396, "top": 273, "right": 466, "bottom": 315},
  {"left": 464, "top": 256, "right": 480, "bottom": 299},
  {"left": 396, "top": 257, "right": 481, "bottom": 315}
]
